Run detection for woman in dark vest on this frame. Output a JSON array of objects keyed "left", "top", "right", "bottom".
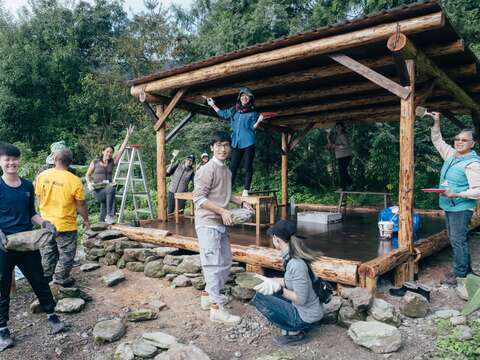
[
  {"left": 205, "top": 88, "right": 264, "bottom": 197},
  {"left": 86, "top": 126, "right": 133, "bottom": 224}
]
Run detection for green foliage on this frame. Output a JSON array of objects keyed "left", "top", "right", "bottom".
[{"left": 435, "top": 319, "right": 480, "bottom": 360}]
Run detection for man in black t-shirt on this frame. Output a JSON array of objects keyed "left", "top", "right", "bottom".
[{"left": 0, "top": 143, "right": 66, "bottom": 352}]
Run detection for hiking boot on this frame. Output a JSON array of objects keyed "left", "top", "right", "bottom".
[
  {"left": 53, "top": 277, "right": 75, "bottom": 287},
  {"left": 47, "top": 314, "right": 66, "bottom": 334},
  {"left": 210, "top": 304, "right": 241, "bottom": 325},
  {"left": 0, "top": 328, "right": 14, "bottom": 352},
  {"left": 272, "top": 332, "right": 307, "bottom": 346},
  {"left": 200, "top": 291, "right": 210, "bottom": 311},
  {"left": 441, "top": 273, "right": 458, "bottom": 286}
]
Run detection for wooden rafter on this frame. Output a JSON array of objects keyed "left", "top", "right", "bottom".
[
  {"left": 153, "top": 88, "right": 188, "bottom": 131},
  {"left": 329, "top": 53, "right": 410, "bottom": 99},
  {"left": 388, "top": 33, "right": 480, "bottom": 117},
  {"left": 415, "top": 80, "right": 437, "bottom": 106},
  {"left": 289, "top": 123, "right": 315, "bottom": 150},
  {"left": 166, "top": 113, "right": 195, "bottom": 143},
  {"left": 442, "top": 110, "right": 467, "bottom": 129}
]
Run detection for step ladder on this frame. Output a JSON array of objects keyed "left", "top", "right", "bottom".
[{"left": 113, "top": 144, "right": 155, "bottom": 223}]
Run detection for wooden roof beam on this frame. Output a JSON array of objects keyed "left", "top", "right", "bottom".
[
  {"left": 153, "top": 88, "right": 188, "bottom": 131},
  {"left": 131, "top": 12, "right": 444, "bottom": 96},
  {"left": 388, "top": 33, "right": 480, "bottom": 117}
]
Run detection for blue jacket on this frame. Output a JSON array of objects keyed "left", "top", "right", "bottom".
[
  {"left": 439, "top": 151, "right": 480, "bottom": 212},
  {"left": 217, "top": 107, "right": 259, "bottom": 149}
]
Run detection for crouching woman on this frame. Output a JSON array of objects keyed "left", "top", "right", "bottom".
[{"left": 251, "top": 220, "right": 324, "bottom": 346}]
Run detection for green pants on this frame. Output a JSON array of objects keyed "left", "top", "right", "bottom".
[{"left": 41, "top": 231, "right": 77, "bottom": 284}]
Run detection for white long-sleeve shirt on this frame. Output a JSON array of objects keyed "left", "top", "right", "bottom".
[{"left": 431, "top": 127, "right": 480, "bottom": 199}]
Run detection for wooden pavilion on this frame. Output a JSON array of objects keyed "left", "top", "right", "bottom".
[{"left": 115, "top": 0, "right": 480, "bottom": 291}]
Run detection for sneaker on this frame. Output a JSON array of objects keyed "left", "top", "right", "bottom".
[
  {"left": 241, "top": 189, "right": 249, "bottom": 197},
  {"left": 209, "top": 304, "right": 241, "bottom": 325},
  {"left": 441, "top": 273, "right": 458, "bottom": 286},
  {"left": 200, "top": 292, "right": 210, "bottom": 311},
  {"left": 272, "top": 332, "right": 306, "bottom": 346},
  {"left": 47, "top": 314, "right": 66, "bottom": 334},
  {"left": 105, "top": 215, "right": 116, "bottom": 225},
  {"left": 0, "top": 328, "right": 14, "bottom": 352}
]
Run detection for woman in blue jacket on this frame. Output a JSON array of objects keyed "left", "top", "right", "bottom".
[{"left": 206, "top": 88, "right": 263, "bottom": 196}]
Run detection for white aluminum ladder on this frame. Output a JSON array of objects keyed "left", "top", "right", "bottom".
[{"left": 113, "top": 144, "right": 155, "bottom": 223}]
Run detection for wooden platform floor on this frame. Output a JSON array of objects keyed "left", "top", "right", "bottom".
[{"left": 143, "top": 212, "right": 445, "bottom": 263}]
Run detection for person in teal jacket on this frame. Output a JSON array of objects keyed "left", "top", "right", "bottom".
[
  {"left": 205, "top": 88, "right": 263, "bottom": 197},
  {"left": 431, "top": 112, "right": 480, "bottom": 285}
]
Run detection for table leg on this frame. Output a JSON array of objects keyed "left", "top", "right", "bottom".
[
  {"left": 191, "top": 200, "right": 194, "bottom": 220},
  {"left": 269, "top": 201, "right": 275, "bottom": 224},
  {"left": 175, "top": 198, "right": 179, "bottom": 224},
  {"left": 384, "top": 195, "right": 388, "bottom": 208},
  {"left": 256, "top": 203, "right": 261, "bottom": 237},
  {"left": 337, "top": 192, "right": 344, "bottom": 213}
]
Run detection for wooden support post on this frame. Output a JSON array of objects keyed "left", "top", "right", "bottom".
[
  {"left": 156, "top": 105, "right": 168, "bottom": 222},
  {"left": 246, "top": 263, "right": 264, "bottom": 275},
  {"left": 281, "top": 131, "right": 289, "bottom": 219},
  {"left": 154, "top": 88, "right": 187, "bottom": 131},
  {"left": 366, "top": 276, "right": 378, "bottom": 294},
  {"left": 395, "top": 59, "right": 416, "bottom": 285}
]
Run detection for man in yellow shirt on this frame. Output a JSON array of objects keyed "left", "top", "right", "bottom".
[{"left": 35, "top": 149, "right": 90, "bottom": 286}]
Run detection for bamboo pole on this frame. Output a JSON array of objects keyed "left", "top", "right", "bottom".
[
  {"left": 131, "top": 12, "right": 444, "bottom": 96},
  {"left": 111, "top": 224, "right": 360, "bottom": 285},
  {"left": 156, "top": 106, "right": 168, "bottom": 221},
  {"left": 387, "top": 33, "right": 480, "bottom": 117},
  {"left": 394, "top": 59, "right": 416, "bottom": 285}
]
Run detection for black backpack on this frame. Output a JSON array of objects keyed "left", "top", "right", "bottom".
[{"left": 305, "top": 261, "right": 333, "bottom": 304}]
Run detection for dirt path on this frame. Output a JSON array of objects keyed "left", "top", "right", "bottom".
[{"left": 4, "top": 234, "right": 480, "bottom": 360}]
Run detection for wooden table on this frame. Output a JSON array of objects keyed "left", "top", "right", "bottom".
[
  {"left": 240, "top": 195, "right": 277, "bottom": 238},
  {"left": 174, "top": 192, "right": 194, "bottom": 223},
  {"left": 336, "top": 190, "right": 392, "bottom": 214}
]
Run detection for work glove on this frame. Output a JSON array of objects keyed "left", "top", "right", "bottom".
[
  {"left": 42, "top": 220, "right": 57, "bottom": 236},
  {"left": 86, "top": 181, "right": 95, "bottom": 192},
  {"left": 206, "top": 97, "right": 215, "bottom": 107},
  {"left": 253, "top": 274, "right": 281, "bottom": 296},
  {"left": 0, "top": 230, "right": 7, "bottom": 252}
]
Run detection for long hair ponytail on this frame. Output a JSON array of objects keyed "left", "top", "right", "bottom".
[{"left": 288, "top": 235, "right": 323, "bottom": 264}]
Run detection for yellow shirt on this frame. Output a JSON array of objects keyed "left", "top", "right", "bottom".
[{"left": 35, "top": 168, "right": 85, "bottom": 232}]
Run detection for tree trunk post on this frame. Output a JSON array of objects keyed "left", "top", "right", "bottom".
[
  {"left": 281, "top": 131, "right": 289, "bottom": 219},
  {"left": 395, "top": 59, "right": 416, "bottom": 285},
  {"left": 156, "top": 105, "right": 168, "bottom": 222}
]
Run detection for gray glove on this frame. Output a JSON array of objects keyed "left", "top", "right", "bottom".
[
  {"left": 0, "top": 230, "right": 7, "bottom": 252},
  {"left": 206, "top": 97, "right": 215, "bottom": 107},
  {"left": 42, "top": 221, "right": 57, "bottom": 236}
]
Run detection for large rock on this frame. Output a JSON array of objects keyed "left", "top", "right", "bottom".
[
  {"left": 132, "top": 340, "right": 158, "bottom": 358},
  {"left": 176, "top": 255, "right": 202, "bottom": 274},
  {"left": 126, "top": 261, "right": 145, "bottom": 272},
  {"left": 348, "top": 321, "right": 402, "bottom": 354},
  {"left": 163, "top": 255, "right": 184, "bottom": 266},
  {"left": 91, "top": 223, "right": 109, "bottom": 231},
  {"left": 155, "top": 343, "right": 210, "bottom": 360},
  {"left": 30, "top": 299, "right": 43, "bottom": 314},
  {"left": 115, "top": 240, "right": 143, "bottom": 254},
  {"left": 127, "top": 309, "right": 157, "bottom": 322},
  {"left": 172, "top": 275, "right": 191, "bottom": 287},
  {"left": 104, "top": 252, "right": 121, "bottom": 266},
  {"left": 338, "top": 302, "right": 366, "bottom": 328},
  {"left": 80, "top": 263, "right": 101, "bottom": 272},
  {"left": 55, "top": 298, "right": 85, "bottom": 313},
  {"left": 89, "top": 248, "right": 106, "bottom": 258},
  {"left": 321, "top": 296, "right": 342, "bottom": 324},
  {"left": 123, "top": 248, "right": 145, "bottom": 262},
  {"left": 400, "top": 291, "right": 429, "bottom": 318},
  {"left": 231, "top": 285, "right": 255, "bottom": 301},
  {"left": 144, "top": 260, "right": 165, "bottom": 278},
  {"left": 230, "top": 266, "right": 245, "bottom": 274},
  {"left": 162, "top": 264, "right": 182, "bottom": 275},
  {"left": 456, "top": 325, "right": 473, "bottom": 340},
  {"left": 84, "top": 238, "right": 103, "bottom": 249},
  {"left": 103, "top": 271, "right": 126, "bottom": 287},
  {"left": 114, "top": 342, "right": 134, "bottom": 360},
  {"left": 85, "top": 229, "right": 102, "bottom": 238},
  {"left": 235, "top": 272, "right": 263, "bottom": 289},
  {"left": 368, "top": 299, "right": 401, "bottom": 327},
  {"left": 98, "top": 230, "right": 124, "bottom": 240},
  {"left": 142, "top": 331, "right": 177, "bottom": 349},
  {"left": 104, "top": 239, "right": 128, "bottom": 252},
  {"left": 435, "top": 309, "right": 461, "bottom": 319},
  {"left": 342, "top": 287, "right": 373, "bottom": 311},
  {"left": 117, "top": 256, "right": 126, "bottom": 269},
  {"left": 154, "top": 247, "right": 179, "bottom": 258},
  {"left": 191, "top": 276, "right": 206, "bottom": 290},
  {"left": 93, "top": 319, "right": 126, "bottom": 344}
]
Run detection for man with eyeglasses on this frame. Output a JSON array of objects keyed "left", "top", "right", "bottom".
[
  {"left": 431, "top": 112, "right": 480, "bottom": 285},
  {"left": 193, "top": 131, "right": 253, "bottom": 325}
]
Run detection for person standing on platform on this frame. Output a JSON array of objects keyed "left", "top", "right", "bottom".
[
  {"left": 326, "top": 121, "right": 353, "bottom": 191},
  {"left": 35, "top": 148, "right": 90, "bottom": 286},
  {"left": 205, "top": 87, "right": 264, "bottom": 197},
  {"left": 166, "top": 154, "right": 195, "bottom": 215},
  {"left": 431, "top": 112, "right": 480, "bottom": 285},
  {"left": 251, "top": 220, "right": 324, "bottom": 346},
  {"left": 196, "top": 152, "right": 209, "bottom": 171},
  {"left": 193, "top": 131, "right": 253, "bottom": 325},
  {"left": 0, "top": 143, "right": 66, "bottom": 352},
  {"left": 85, "top": 125, "right": 133, "bottom": 224}
]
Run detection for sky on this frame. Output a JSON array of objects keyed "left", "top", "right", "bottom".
[{"left": 2, "top": 0, "right": 193, "bottom": 16}]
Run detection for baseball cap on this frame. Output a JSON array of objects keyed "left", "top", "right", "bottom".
[{"left": 266, "top": 220, "right": 296, "bottom": 242}]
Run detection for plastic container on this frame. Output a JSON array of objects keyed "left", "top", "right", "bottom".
[{"left": 297, "top": 211, "right": 342, "bottom": 224}]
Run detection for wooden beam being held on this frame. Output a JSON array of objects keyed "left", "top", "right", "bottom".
[
  {"left": 388, "top": 33, "right": 480, "bottom": 117},
  {"left": 154, "top": 88, "right": 188, "bottom": 131},
  {"left": 395, "top": 59, "right": 416, "bottom": 285},
  {"left": 131, "top": 12, "right": 444, "bottom": 96},
  {"left": 329, "top": 53, "right": 410, "bottom": 99},
  {"left": 289, "top": 123, "right": 315, "bottom": 150},
  {"left": 166, "top": 113, "right": 195, "bottom": 143},
  {"left": 156, "top": 105, "right": 168, "bottom": 222}
]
